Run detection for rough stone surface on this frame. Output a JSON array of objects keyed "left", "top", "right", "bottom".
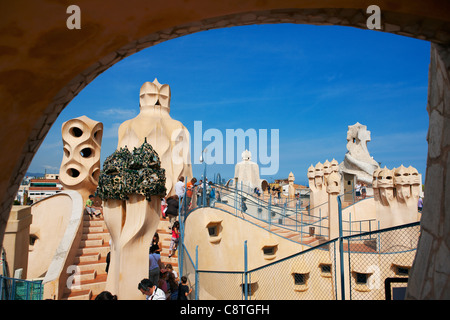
[{"left": 406, "top": 43, "right": 450, "bottom": 300}]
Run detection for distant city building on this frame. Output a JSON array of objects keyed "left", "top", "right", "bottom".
[{"left": 15, "top": 173, "right": 63, "bottom": 204}]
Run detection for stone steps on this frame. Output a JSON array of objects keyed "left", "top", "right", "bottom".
[
  {"left": 60, "top": 210, "right": 183, "bottom": 300},
  {"left": 61, "top": 214, "right": 110, "bottom": 300},
  {"left": 157, "top": 217, "right": 179, "bottom": 270}
]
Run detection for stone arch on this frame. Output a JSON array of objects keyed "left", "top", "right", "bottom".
[{"left": 0, "top": 0, "right": 449, "bottom": 299}]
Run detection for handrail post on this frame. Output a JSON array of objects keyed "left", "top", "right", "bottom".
[
  {"left": 319, "top": 208, "right": 322, "bottom": 237},
  {"left": 301, "top": 208, "right": 303, "bottom": 243},
  {"left": 234, "top": 179, "right": 238, "bottom": 217},
  {"left": 268, "top": 192, "right": 272, "bottom": 231},
  {"left": 337, "top": 195, "right": 345, "bottom": 300},
  {"left": 244, "top": 240, "right": 248, "bottom": 300},
  {"left": 179, "top": 176, "right": 188, "bottom": 277},
  {"left": 203, "top": 165, "right": 207, "bottom": 207},
  {"left": 377, "top": 221, "right": 381, "bottom": 253},
  {"left": 195, "top": 245, "right": 199, "bottom": 300}
]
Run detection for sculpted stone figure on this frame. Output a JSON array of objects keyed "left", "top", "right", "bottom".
[
  {"left": 373, "top": 165, "right": 421, "bottom": 231},
  {"left": 307, "top": 165, "right": 315, "bottom": 191},
  {"left": 308, "top": 162, "right": 328, "bottom": 218},
  {"left": 233, "top": 149, "right": 267, "bottom": 191},
  {"left": 96, "top": 139, "right": 166, "bottom": 300},
  {"left": 117, "top": 78, "right": 192, "bottom": 196},
  {"left": 330, "top": 159, "right": 339, "bottom": 173},
  {"left": 339, "top": 122, "right": 380, "bottom": 187},
  {"left": 288, "top": 172, "right": 295, "bottom": 199},
  {"left": 327, "top": 171, "right": 341, "bottom": 240},
  {"left": 376, "top": 167, "right": 395, "bottom": 207},
  {"left": 394, "top": 165, "right": 412, "bottom": 204},
  {"left": 59, "top": 115, "right": 103, "bottom": 202},
  {"left": 95, "top": 79, "right": 193, "bottom": 299},
  {"left": 323, "top": 160, "right": 331, "bottom": 186}
]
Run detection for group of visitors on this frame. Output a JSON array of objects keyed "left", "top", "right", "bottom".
[
  {"left": 95, "top": 270, "right": 192, "bottom": 300},
  {"left": 173, "top": 176, "right": 217, "bottom": 211},
  {"left": 138, "top": 274, "right": 192, "bottom": 300},
  {"left": 146, "top": 246, "right": 188, "bottom": 300}
]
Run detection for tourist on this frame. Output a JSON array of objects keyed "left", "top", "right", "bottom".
[
  {"left": 361, "top": 183, "right": 367, "bottom": 199},
  {"left": 158, "top": 269, "right": 170, "bottom": 299},
  {"left": 418, "top": 197, "right": 423, "bottom": 212},
  {"left": 161, "top": 197, "right": 167, "bottom": 219},
  {"left": 138, "top": 278, "right": 166, "bottom": 300},
  {"left": 197, "top": 180, "right": 203, "bottom": 206},
  {"left": 206, "top": 181, "right": 212, "bottom": 206},
  {"left": 167, "top": 271, "right": 179, "bottom": 300},
  {"left": 209, "top": 182, "right": 216, "bottom": 207},
  {"left": 165, "top": 194, "right": 179, "bottom": 228},
  {"left": 166, "top": 263, "right": 179, "bottom": 283},
  {"left": 95, "top": 291, "right": 117, "bottom": 300},
  {"left": 185, "top": 177, "right": 197, "bottom": 210},
  {"left": 149, "top": 245, "right": 163, "bottom": 285},
  {"left": 241, "top": 197, "right": 247, "bottom": 213},
  {"left": 175, "top": 176, "right": 185, "bottom": 199},
  {"left": 85, "top": 194, "right": 103, "bottom": 218},
  {"left": 150, "top": 232, "right": 162, "bottom": 254},
  {"left": 355, "top": 183, "right": 361, "bottom": 200},
  {"left": 169, "top": 221, "right": 180, "bottom": 258},
  {"left": 177, "top": 276, "right": 192, "bottom": 300}
]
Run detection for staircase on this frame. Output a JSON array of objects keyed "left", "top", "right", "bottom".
[
  {"left": 61, "top": 214, "right": 110, "bottom": 300},
  {"left": 156, "top": 216, "right": 179, "bottom": 274},
  {"left": 60, "top": 213, "right": 179, "bottom": 300}
]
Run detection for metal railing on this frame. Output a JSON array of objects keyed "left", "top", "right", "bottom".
[
  {"left": 0, "top": 275, "right": 43, "bottom": 300},
  {"left": 177, "top": 175, "right": 419, "bottom": 300},
  {"left": 343, "top": 222, "right": 419, "bottom": 300},
  {"left": 180, "top": 221, "right": 419, "bottom": 300}
]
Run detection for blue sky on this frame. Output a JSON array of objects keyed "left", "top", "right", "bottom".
[{"left": 28, "top": 23, "right": 431, "bottom": 186}]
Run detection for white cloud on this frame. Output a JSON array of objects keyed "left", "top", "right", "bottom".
[{"left": 97, "top": 108, "right": 137, "bottom": 119}]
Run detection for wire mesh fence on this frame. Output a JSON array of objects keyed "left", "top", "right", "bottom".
[
  {"left": 344, "top": 222, "right": 420, "bottom": 300},
  {"left": 247, "top": 240, "right": 339, "bottom": 300},
  {"left": 180, "top": 222, "right": 420, "bottom": 300},
  {"left": 197, "top": 271, "right": 247, "bottom": 300},
  {"left": 179, "top": 242, "right": 196, "bottom": 300},
  {"left": 179, "top": 178, "right": 420, "bottom": 301}
]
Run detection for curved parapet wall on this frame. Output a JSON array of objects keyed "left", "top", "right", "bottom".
[
  {"left": 28, "top": 192, "right": 78, "bottom": 279},
  {"left": 41, "top": 190, "right": 84, "bottom": 300}
]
